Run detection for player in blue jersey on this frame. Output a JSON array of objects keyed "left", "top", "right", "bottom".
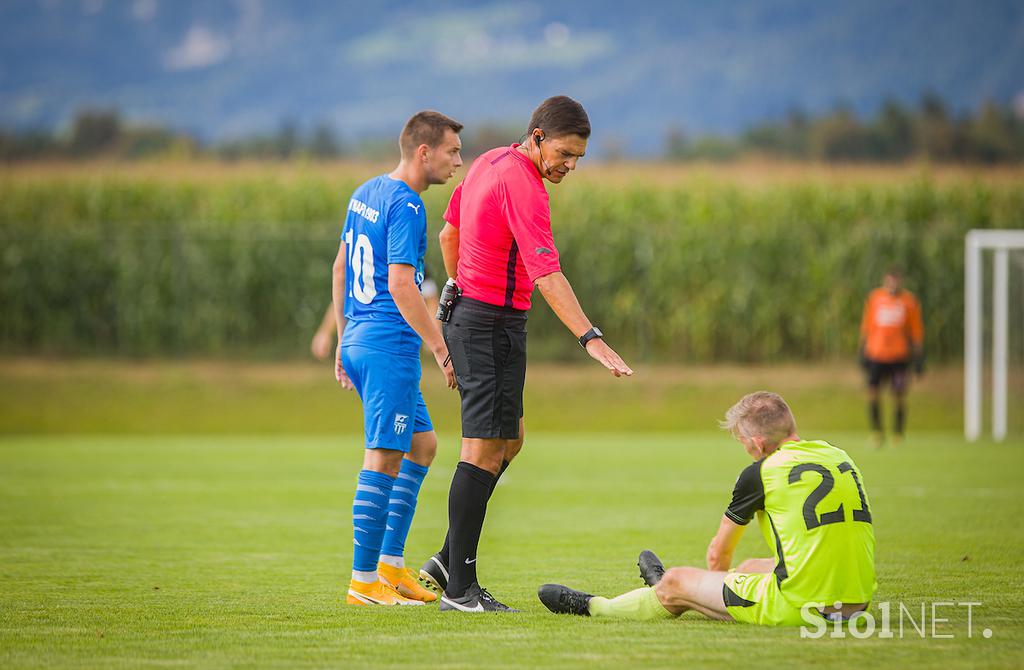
[{"left": 331, "top": 111, "right": 464, "bottom": 606}]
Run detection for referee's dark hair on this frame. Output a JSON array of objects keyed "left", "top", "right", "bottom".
[
  {"left": 400, "top": 111, "right": 463, "bottom": 157},
  {"left": 527, "top": 95, "right": 591, "bottom": 140}
]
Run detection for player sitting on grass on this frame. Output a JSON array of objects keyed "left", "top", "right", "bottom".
[
  {"left": 538, "top": 391, "right": 877, "bottom": 626},
  {"left": 332, "top": 111, "right": 462, "bottom": 606}
]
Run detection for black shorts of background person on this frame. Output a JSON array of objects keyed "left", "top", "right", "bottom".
[{"left": 863, "top": 358, "right": 910, "bottom": 394}]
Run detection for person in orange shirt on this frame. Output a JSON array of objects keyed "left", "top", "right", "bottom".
[{"left": 859, "top": 268, "right": 924, "bottom": 447}]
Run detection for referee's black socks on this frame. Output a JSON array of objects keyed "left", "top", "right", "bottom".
[
  {"left": 439, "top": 459, "right": 509, "bottom": 566},
  {"left": 445, "top": 461, "right": 496, "bottom": 598}
]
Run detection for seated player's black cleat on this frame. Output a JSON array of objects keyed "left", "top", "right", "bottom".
[
  {"left": 439, "top": 583, "right": 517, "bottom": 612},
  {"left": 638, "top": 549, "right": 666, "bottom": 586},
  {"left": 537, "top": 584, "right": 593, "bottom": 616},
  {"left": 418, "top": 552, "right": 448, "bottom": 594}
]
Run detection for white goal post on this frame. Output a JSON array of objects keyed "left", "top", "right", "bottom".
[{"left": 965, "top": 229, "right": 1024, "bottom": 442}]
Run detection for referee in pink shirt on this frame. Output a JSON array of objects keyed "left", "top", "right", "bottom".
[{"left": 420, "top": 96, "right": 633, "bottom": 612}]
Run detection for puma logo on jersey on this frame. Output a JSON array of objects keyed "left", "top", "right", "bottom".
[
  {"left": 535, "top": 246, "right": 553, "bottom": 255},
  {"left": 407, "top": 202, "right": 421, "bottom": 214}
]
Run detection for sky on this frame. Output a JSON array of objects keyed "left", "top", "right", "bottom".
[{"left": 1, "top": 0, "right": 1022, "bottom": 154}]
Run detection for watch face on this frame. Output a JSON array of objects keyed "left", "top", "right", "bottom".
[{"left": 592, "top": 327, "right": 603, "bottom": 338}]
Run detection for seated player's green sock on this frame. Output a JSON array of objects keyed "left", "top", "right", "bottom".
[{"left": 587, "top": 586, "right": 677, "bottom": 621}]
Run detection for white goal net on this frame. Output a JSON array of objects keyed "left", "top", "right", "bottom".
[{"left": 964, "top": 230, "right": 1024, "bottom": 442}]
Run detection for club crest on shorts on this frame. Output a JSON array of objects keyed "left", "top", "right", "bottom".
[{"left": 393, "top": 414, "right": 409, "bottom": 435}]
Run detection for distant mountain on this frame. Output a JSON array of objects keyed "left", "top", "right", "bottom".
[{"left": 2, "top": 0, "right": 1022, "bottom": 155}]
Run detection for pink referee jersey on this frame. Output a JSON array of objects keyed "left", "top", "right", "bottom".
[{"left": 443, "top": 144, "right": 561, "bottom": 310}]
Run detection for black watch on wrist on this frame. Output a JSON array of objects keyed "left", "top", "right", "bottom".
[{"left": 578, "top": 326, "right": 603, "bottom": 349}]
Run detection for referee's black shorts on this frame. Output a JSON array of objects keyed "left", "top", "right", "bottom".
[{"left": 443, "top": 297, "right": 527, "bottom": 440}]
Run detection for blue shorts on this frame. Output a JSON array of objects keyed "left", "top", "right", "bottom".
[{"left": 341, "top": 344, "right": 433, "bottom": 452}]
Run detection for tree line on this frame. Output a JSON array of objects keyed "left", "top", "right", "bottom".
[
  {"left": 0, "top": 111, "right": 348, "bottom": 162},
  {"left": 667, "top": 94, "right": 1024, "bottom": 163},
  {"left": 0, "top": 109, "right": 527, "bottom": 163},
  {"left": 2, "top": 94, "right": 1023, "bottom": 163}
]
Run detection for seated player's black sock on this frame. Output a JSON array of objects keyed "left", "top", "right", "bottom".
[
  {"left": 445, "top": 461, "right": 496, "bottom": 598},
  {"left": 440, "top": 459, "right": 509, "bottom": 566},
  {"left": 894, "top": 403, "right": 906, "bottom": 435},
  {"left": 869, "top": 400, "right": 882, "bottom": 432}
]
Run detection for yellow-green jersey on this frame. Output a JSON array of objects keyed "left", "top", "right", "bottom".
[{"left": 725, "top": 439, "right": 876, "bottom": 608}]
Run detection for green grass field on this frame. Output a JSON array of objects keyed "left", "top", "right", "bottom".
[
  {"left": 0, "top": 359, "right": 975, "bottom": 435},
  {"left": 2, "top": 424, "right": 1023, "bottom": 668}
]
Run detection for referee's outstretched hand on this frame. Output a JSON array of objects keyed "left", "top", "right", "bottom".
[
  {"left": 433, "top": 348, "right": 458, "bottom": 389},
  {"left": 585, "top": 339, "right": 634, "bottom": 378}
]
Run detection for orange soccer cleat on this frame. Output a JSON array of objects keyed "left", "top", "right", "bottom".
[
  {"left": 346, "top": 578, "right": 425, "bottom": 606},
  {"left": 377, "top": 563, "right": 439, "bottom": 603}
]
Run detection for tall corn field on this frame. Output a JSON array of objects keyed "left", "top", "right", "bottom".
[{"left": 1, "top": 162, "right": 1021, "bottom": 361}]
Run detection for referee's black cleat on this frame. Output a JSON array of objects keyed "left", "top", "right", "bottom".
[
  {"left": 537, "top": 584, "right": 593, "bottom": 616},
  {"left": 439, "top": 583, "right": 517, "bottom": 613},
  {"left": 418, "top": 552, "right": 448, "bottom": 594},
  {"left": 638, "top": 549, "right": 666, "bottom": 586}
]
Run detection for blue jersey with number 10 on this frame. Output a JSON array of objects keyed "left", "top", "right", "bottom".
[{"left": 340, "top": 175, "right": 427, "bottom": 358}]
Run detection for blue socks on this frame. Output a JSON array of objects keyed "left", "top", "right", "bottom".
[
  {"left": 352, "top": 460, "right": 430, "bottom": 577},
  {"left": 351, "top": 469, "right": 396, "bottom": 574},
  {"left": 380, "top": 459, "right": 429, "bottom": 559}
]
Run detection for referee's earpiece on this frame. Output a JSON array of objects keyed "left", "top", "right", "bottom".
[{"left": 534, "top": 133, "right": 552, "bottom": 175}]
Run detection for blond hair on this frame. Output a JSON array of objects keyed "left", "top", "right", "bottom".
[{"left": 719, "top": 391, "right": 796, "bottom": 446}]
